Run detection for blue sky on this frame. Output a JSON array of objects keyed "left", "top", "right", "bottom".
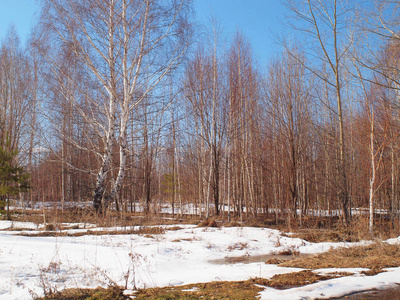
[
  {"left": 0, "top": 0, "right": 40, "bottom": 45},
  {"left": 193, "top": 0, "right": 288, "bottom": 66},
  {"left": 0, "top": 0, "right": 287, "bottom": 66}
]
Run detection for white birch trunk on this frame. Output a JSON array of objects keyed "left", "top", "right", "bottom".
[{"left": 369, "top": 109, "right": 375, "bottom": 238}]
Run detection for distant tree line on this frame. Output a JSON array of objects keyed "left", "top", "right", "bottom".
[{"left": 2, "top": 0, "right": 400, "bottom": 234}]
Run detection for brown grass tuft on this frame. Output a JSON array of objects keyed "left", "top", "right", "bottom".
[
  {"left": 280, "top": 242, "right": 400, "bottom": 272},
  {"left": 262, "top": 270, "right": 332, "bottom": 288},
  {"left": 133, "top": 280, "right": 264, "bottom": 299},
  {"left": 224, "top": 221, "right": 241, "bottom": 227},
  {"left": 36, "top": 285, "right": 129, "bottom": 300},
  {"left": 198, "top": 218, "right": 219, "bottom": 228},
  {"left": 44, "top": 224, "right": 57, "bottom": 231},
  {"left": 293, "top": 229, "right": 351, "bottom": 243},
  {"left": 291, "top": 216, "right": 400, "bottom": 243},
  {"left": 265, "top": 257, "right": 285, "bottom": 264}
]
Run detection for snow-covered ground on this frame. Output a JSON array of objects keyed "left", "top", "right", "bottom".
[{"left": 1, "top": 221, "right": 400, "bottom": 299}]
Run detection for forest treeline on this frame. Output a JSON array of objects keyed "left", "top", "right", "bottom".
[{"left": 2, "top": 0, "right": 400, "bottom": 234}]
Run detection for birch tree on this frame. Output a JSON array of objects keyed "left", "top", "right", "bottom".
[{"left": 41, "top": 0, "right": 192, "bottom": 212}]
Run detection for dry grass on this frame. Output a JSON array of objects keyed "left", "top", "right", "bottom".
[
  {"left": 36, "top": 286, "right": 129, "bottom": 300},
  {"left": 293, "top": 229, "right": 353, "bottom": 243},
  {"left": 37, "top": 271, "right": 348, "bottom": 300},
  {"left": 198, "top": 218, "right": 219, "bottom": 228},
  {"left": 134, "top": 281, "right": 263, "bottom": 300},
  {"left": 291, "top": 216, "right": 400, "bottom": 243},
  {"left": 131, "top": 272, "right": 340, "bottom": 300},
  {"left": 6, "top": 208, "right": 400, "bottom": 242},
  {"left": 17, "top": 225, "right": 182, "bottom": 237},
  {"left": 36, "top": 282, "right": 263, "bottom": 300},
  {"left": 280, "top": 242, "right": 400, "bottom": 272},
  {"left": 227, "top": 242, "right": 248, "bottom": 251},
  {"left": 258, "top": 270, "right": 340, "bottom": 289},
  {"left": 8, "top": 209, "right": 400, "bottom": 299},
  {"left": 9, "top": 208, "right": 202, "bottom": 228}
]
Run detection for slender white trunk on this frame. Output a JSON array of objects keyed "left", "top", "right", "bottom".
[
  {"left": 109, "top": 0, "right": 149, "bottom": 207},
  {"left": 369, "top": 108, "right": 375, "bottom": 238},
  {"left": 93, "top": 1, "right": 117, "bottom": 212}
]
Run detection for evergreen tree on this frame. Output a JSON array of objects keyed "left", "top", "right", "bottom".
[{"left": 0, "top": 138, "right": 30, "bottom": 218}]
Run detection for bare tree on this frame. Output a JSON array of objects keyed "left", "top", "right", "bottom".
[
  {"left": 283, "top": 0, "right": 354, "bottom": 226},
  {"left": 40, "top": 0, "right": 192, "bottom": 212},
  {"left": 184, "top": 21, "right": 227, "bottom": 217},
  {"left": 0, "top": 27, "right": 32, "bottom": 155},
  {"left": 264, "top": 50, "right": 312, "bottom": 226}
]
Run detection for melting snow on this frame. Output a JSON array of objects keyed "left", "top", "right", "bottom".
[{"left": 0, "top": 221, "right": 399, "bottom": 299}]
